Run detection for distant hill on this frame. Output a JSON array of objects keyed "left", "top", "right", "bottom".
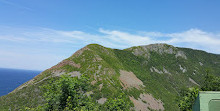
[{"left": 0, "top": 43, "right": 220, "bottom": 111}]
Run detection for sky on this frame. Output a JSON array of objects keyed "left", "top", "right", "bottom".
[{"left": 0, "top": 0, "right": 220, "bottom": 70}]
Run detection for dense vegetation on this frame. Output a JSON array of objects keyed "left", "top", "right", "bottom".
[
  {"left": 0, "top": 43, "right": 220, "bottom": 111},
  {"left": 178, "top": 72, "right": 220, "bottom": 111},
  {"left": 178, "top": 87, "right": 199, "bottom": 111},
  {"left": 25, "top": 74, "right": 132, "bottom": 111}
]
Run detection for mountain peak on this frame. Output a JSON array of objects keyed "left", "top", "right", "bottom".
[
  {"left": 1, "top": 43, "right": 220, "bottom": 110},
  {"left": 141, "top": 43, "right": 172, "bottom": 47},
  {"left": 127, "top": 43, "right": 187, "bottom": 59}
]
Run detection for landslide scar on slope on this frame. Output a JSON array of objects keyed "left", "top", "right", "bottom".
[
  {"left": 119, "top": 70, "right": 144, "bottom": 89},
  {"left": 129, "top": 93, "right": 164, "bottom": 111}
]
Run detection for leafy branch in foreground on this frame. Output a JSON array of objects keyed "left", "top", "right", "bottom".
[{"left": 178, "top": 87, "right": 199, "bottom": 111}]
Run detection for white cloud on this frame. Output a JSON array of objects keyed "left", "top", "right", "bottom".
[
  {"left": 99, "top": 28, "right": 152, "bottom": 46},
  {"left": 0, "top": 26, "right": 220, "bottom": 70},
  {"left": 164, "top": 29, "right": 220, "bottom": 53},
  {"left": 1, "top": 27, "right": 220, "bottom": 51}
]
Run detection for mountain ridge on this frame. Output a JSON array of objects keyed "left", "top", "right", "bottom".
[{"left": 1, "top": 43, "right": 220, "bottom": 111}]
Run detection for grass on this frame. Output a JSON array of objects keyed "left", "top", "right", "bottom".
[{"left": 1, "top": 44, "right": 220, "bottom": 111}]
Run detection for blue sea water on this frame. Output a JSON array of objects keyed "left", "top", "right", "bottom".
[{"left": 0, "top": 68, "right": 41, "bottom": 96}]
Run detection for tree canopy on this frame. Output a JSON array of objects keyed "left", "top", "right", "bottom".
[
  {"left": 26, "top": 74, "right": 133, "bottom": 111},
  {"left": 178, "top": 72, "right": 220, "bottom": 111}
]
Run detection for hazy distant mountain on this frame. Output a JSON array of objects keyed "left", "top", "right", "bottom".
[{"left": 1, "top": 43, "right": 220, "bottom": 111}]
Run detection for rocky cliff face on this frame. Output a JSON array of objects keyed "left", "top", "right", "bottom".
[
  {"left": 1, "top": 43, "right": 220, "bottom": 111},
  {"left": 127, "top": 43, "right": 187, "bottom": 59}
]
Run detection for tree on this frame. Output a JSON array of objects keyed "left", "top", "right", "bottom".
[
  {"left": 25, "top": 74, "right": 133, "bottom": 111},
  {"left": 201, "top": 73, "right": 220, "bottom": 91},
  {"left": 178, "top": 87, "right": 199, "bottom": 111},
  {"left": 178, "top": 71, "right": 220, "bottom": 111},
  {"left": 40, "top": 74, "right": 96, "bottom": 111},
  {"left": 103, "top": 93, "right": 132, "bottom": 111}
]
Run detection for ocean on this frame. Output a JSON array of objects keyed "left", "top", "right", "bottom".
[{"left": 0, "top": 68, "right": 41, "bottom": 96}]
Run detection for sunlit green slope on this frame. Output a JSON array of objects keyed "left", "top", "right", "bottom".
[{"left": 0, "top": 43, "right": 220, "bottom": 111}]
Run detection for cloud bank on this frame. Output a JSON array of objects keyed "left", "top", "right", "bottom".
[{"left": 0, "top": 27, "right": 220, "bottom": 70}]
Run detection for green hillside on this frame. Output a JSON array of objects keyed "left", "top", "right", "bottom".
[{"left": 1, "top": 43, "right": 220, "bottom": 111}]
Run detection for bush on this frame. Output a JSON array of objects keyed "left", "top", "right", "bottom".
[
  {"left": 26, "top": 74, "right": 99, "bottom": 111},
  {"left": 103, "top": 93, "right": 132, "bottom": 111},
  {"left": 201, "top": 73, "right": 220, "bottom": 91},
  {"left": 178, "top": 72, "right": 220, "bottom": 111},
  {"left": 178, "top": 87, "right": 199, "bottom": 111}
]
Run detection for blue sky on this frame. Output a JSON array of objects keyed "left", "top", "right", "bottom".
[{"left": 0, "top": 0, "right": 220, "bottom": 70}]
